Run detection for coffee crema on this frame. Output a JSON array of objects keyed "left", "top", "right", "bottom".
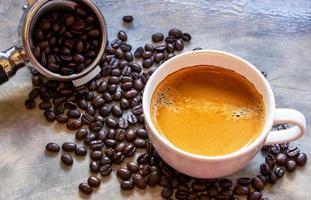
[{"left": 151, "top": 66, "right": 265, "bottom": 156}]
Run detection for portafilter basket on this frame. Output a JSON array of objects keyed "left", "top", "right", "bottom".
[{"left": 0, "top": 0, "right": 107, "bottom": 87}]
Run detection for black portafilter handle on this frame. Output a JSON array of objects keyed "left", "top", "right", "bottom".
[{"left": 0, "top": 46, "right": 28, "bottom": 85}]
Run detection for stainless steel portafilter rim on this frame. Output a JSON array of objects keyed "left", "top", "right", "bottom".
[{"left": 22, "top": 0, "right": 107, "bottom": 81}]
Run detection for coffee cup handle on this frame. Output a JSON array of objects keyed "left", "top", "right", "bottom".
[{"left": 265, "top": 108, "right": 306, "bottom": 145}]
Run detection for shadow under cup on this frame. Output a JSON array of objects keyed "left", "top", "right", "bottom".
[{"left": 142, "top": 50, "right": 276, "bottom": 178}]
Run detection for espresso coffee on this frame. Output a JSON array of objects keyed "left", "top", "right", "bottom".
[{"left": 151, "top": 66, "right": 265, "bottom": 156}]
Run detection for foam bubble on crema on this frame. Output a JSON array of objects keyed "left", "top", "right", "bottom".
[
  {"left": 153, "top": 85, "right": 174, "bottom": 108},
  {"left": 231, "top": 104, "right": 264, "bottom": 121}
]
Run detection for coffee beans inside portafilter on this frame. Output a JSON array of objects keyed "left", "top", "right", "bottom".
[
  {"left": 27, "top": 18, "right": 307, "bottom": 198},
  {"left": 31, "top": 3, "right": 102, "bottom": 75}
]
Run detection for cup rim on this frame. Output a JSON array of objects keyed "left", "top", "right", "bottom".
[{"left": 142, "top": 49, "right": 276, "bottom": 161}]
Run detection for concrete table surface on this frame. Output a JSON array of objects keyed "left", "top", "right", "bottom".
[{"left": 0, "top": 0, "right": 310, "bottom": 199}]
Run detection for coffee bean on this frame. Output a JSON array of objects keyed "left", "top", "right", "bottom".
[
  {"left": 154, "top": 52, "right": 165, "bottom": 64},
  {"left": 100, "top": 164, "right": 112, "bottom": 176},
  {"left": 161, "top": 187, "right": 174, "bottom": 198},
  {"left": 296, "top": 153, "right": 307, "bottom": 166},
  {"left": 132, "top": 105, "right": 143, "bottom": 116},
  {"left": 45, "top": 142, "right": 60, "bottom": 153},
  {"left": 44, "top": 110, "right": 56, "bottom": 122},
  {"left": 133, "top": 174, "right": 147, "bottom": 189},
  {"left": 143, "top": 58, "right": 153, "bottom": 68},
  {"left": 124, "top": 143, "right": 136, "bottom": 157},
  {"left": 175, "top": 39, "right": 184, "bottom": 51},
  {"left": 89, "top": 121, "right": 103, "bottom": 132},
  {"left": 260, "top": 163, "right": 271, "bottom": 175},
  {"left": 167, "top": 53, "right": 176, "bottom": 60},
  {"left": 125, "top": 129, "right": 137, "bottom": 142},
  {"left": 155, "top": 45, "right": 166, "bottom": 52},
  {"left": 247, "top": 191, "right": 262, "bottom": 200},
  {"left": 39, "top": 101, "right": 51, "bottom": 110},
  {"left": 76, "top": 128, "right": 88, "bottom": 140},
  {"left": 81, "top": 113, "right": 94, "bottom": 125},
  {"left": 110, "top": 104, "right": 123, "bottom": 117},
  {"left": 118, "top": 117, "right": 129, "bottom": 129},
  {"left": 89, "top": 140, "right": 104, "bottom": 150},
  {"left": 25, "top": 99, "right": 36, "bottom": 109},
  {"left": 105, "top": 148, "right": 115, "bottom": 158},
  {"left": 67, "top": 119, "right": 82, "bottom": 130},
  {"left": 182, "top": 32, "right": 192, "bottom": 41},
  {"left": 61, "top": 153, "right": 73, "bottom": 166},
  {"left": 79, "top": 182, "right": 92, "bottom": 195},
  {"left": 286, "top": 160, "right": 297, "bottom": 172},
  {"left": 286, "top": 146, "right": 300, "bottom": 158},
  {"left": 219, "top": 178, "right": 233, "bottom": 188},
  {"left": 90, "top": 150, "right": 103, "bottom": 161},
  {"left": 142, "top": 51, "right": 153, "bottom": 59},
  {"left": 90, "top": 161, "right": 100, "bottom": 173},
  {"left": 275, "top": 167, "right": 285, "bottom": 177},
  {"left": 234, "top": 185, "right": 250, "bottom": 195},
  {"left": 124, "top": 52, "right": 133, "bottom": 61},
  {"left": 117, "top": 167, "right": 132, "bottom": 180},
  {"left": 270, "top": 144, "right": 281, "bottom": 155},
  {"left": 237, "top": 177, "right": 252, "bottom": 186},
  {"left": 121, "top": 180, "right": 134, "bottom": 190},
  {"left": 256, "top": 175, "right": 268, "bottom": 185},
  {"left": 265, "top": 154, "right": 276, "bottom": 168},
  {"left": 67, "top": 109, "right": 80, "bottom": 119},
  {"left": 88, "top": 29, "right": 100, "bottom": 38},
  {"left": 276, "top": 153, "right": 287, "bottom": 166},
  {"left": 134, "top": 47, "right": 144, "bottom": 58},
  {"left": 75, "top": 147, "right": 87, "bottom": 156},
  {"left": 133, "top": 79, "right": 144, "bottom": 91},
  {"left": 106, "top": 118, "right": 118, "bottom": 129},
  {"left": 251, "top": 177, "right": 264, "bottom": 191},
  {"left": 137, "top": 153, "right": 149, "bottom": 164},
  {"left": 123, "top": 15, "right": 134, "bottom": 23},
  {"left": 134, "top": 138, "right": 146, "bottom": 148},
  {"left": 268, "top": 172, "right": 277, "bottom": 184},
  {"left": 124, "top": 89, "right": 138, "bottom": 99},
  {"left": 151, "top": 32, "right": 164, "bottom": 42},
  {"left": 175, "top": 190, "right": 188, "bottom": 199},
  {"left": 118, "top": 31, "right": 127, "bottom": 41},
  {"left": 87, "top": 176, "right": 101, "bottom": 188},
  {"left": 169, "top": 28, "right": 182, "bottom": 38},
  {"left": 207, "top": 185, "right": 218, "bottom": 197},
  {"left": 62, "top": 142, "right": 77, "bottom": 152}
]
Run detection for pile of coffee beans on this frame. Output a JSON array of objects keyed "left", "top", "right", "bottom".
[
  {"left": 26, "top": 16, "right": 307, "bottom": 199},
  {"left": 31, "top": 3, "right": 102, "bottom": 75}
]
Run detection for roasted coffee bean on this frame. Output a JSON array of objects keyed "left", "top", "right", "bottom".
[
  {"left": 265, "top": 154, "right": 276, "bottom": 168},
  {"left": 268, "top": 172, "right": 277, "bottom": 184},
  {"left": 39, "top": 101, "right": 52, "bottom": 110},
  {"left": 256, "top": 175, "right": 268, "bottom": 185},
  {"left": 251, "top": 177, "right": 264, "bottom": 191},
  {"left": 106, "top": 118, "right": 118, "bottom": 129},
  {"left": 25, "top": 99, "right": 36, "bottom": 109},
  {"left": 112, "top": 152, "right": 125, "bottom": 164},
  {"left": 123, "top": 15, "right": 133, "bottom": 23},
  {"left": 142, "top": 51, "right": 153, "bottom": 59},
  {"left": 175, "top": 190, "right": 188, "bottom": 199},
  {"left": 79, "top": 182, "right": 92, "bottom": 195},
  {"left": 67, "top": 109, "right": 80, "bottom": 118},
  {"left": 133, "top": 79, "right": 144, "bottom": 91},
  {"left": 97, "top": 80, "right": 108, "bottom": 93},
  {"left": 260, "top": 163, "right": 271, "bottom": 175},
  {"left": 105, "top": 148, "right": 115, "bottom": 158},
  {"left": 111, "top": 105, "right": 123, "bottom": 117},
  {"left": 126, "top": 161, "right": 139, "bottom": 173},
  {"left": 154, "top": 52, "right": 165, "bottom": 64},
  {"left": 99, "top": 156, "right": 111, "bottom": 166},
  {"left": 155, "top": 45, "right": 166, "bottom": 52},
  {"left": 137, "top": 153, "right": 149, "bottom": 164},
  {"left": 89, "top": 121, "right": 103, "bottom": 132},
  {"left": 270, "top": 144, "right": 281, "bottom": 155},
  {"left": 100, "top": 164, "right": 112, "bottom": 176},
  {"left": 124, "top": 144, "right": 136, "bottom": 157},
  {"left": 44, "top": 110, "right": 56, "bottom": 122},
  {"left": 134, "top": 138, "right": 146, "bottom": 148},
  {"left": 142, "top": 58, "right": 153, "bottom": 68},
  {"left": 120, "top": 98, "right": 130, "bottom": 110},
  {"left": 125, "top": 129, "right": 137, "bottom": 142},
  {"left": 84, "top": 133, "right": 97, "bottom": 145},
  {"left": 81, "top": 113, "right": 94, "bottom": 125},
  {"left": 96, "top": 130, "right": 107, "bottom": 141},
  {"left": 104, "top": 139, "right": 117, "bottom": 148},
  {"left": 75, "top": 128, "right": 88, "bottom": 140},
  {"left": 121, "top": 180, "right": 134, "bottom": 190},
  {"left": 133, "top": 174, "right": 147, "bottom": 189},
  {"left": 167, "top": 52, "right": 176, "bottom": 60},
  {"left": 169, "top": 28, "right": 182, "bottom": 38},
  {"left": 108, "top": 84, "right": 118, "bottom": 94},
  {"left": 91, "top": 96, "right": 105, "bottom": 109},
  {"left": 121, "top": 82, "right": 133, "bottom": 91},
  {"left": 56, "top": 114, "right": 69, "bottom": 124},
  {"left": 151, "top": 32, "right": 164, "bottom": 42},
  {"left": 286, "top": 146, "right": 300, "bottom": 158},
  {"left": 219, "top": 178, "right": 233, "bottom": 188},
  {"left": 90, "top": 161, "right": 100, "bottom": 173},
  {"left": 86, "top": 104, "right": 96, "bottom": 116},
  {"left": 275, "top": 167, "right": 285, "bottom": 177},
  {"left": 237, "top": 177, "right": 252, "bottom": 186},
  {"left": 61, "top": 153, "right": 73, "bottom": 166},
  {"left": 45, "top": 142, "right": 60, "bottom": 153},
  {"left": 147, "top": 171, "right": 160, "bottom": 186},
  {"left": 233, "top": 185, "right": 250, "bottom": 195},
  {"left": 67, "top": 119, "right": 82, "bottom": 130},
  {"left": 117, "top": 167, "right": 132, "bottom": 180},
  {"left": 62, "top": 142, "right": 77, "bottom": 152},
  {"left": 88, "top": 29, "right": 100, "bottom": 38},
  {"left": 118, "top": 31, "right": 127, "bottom": 41},
  {"left": 90, "top": 150, "right": 103, "bottom": 161},
  {"left": 296, "top": 153, "right": 307, "bottom": 166},
  {"left": 106, "top": 129, "right": 116, "bottom": 139},
  {"left": 115, "top": 48, "right": 124, "bottom": 59},
  {"left": 191, "top": 182, "right": 206, "bottom": 192},
  {"left": 75, "top": 147, "right": 87, "bottom": 156},
  {"left": 175, "top": 39, "right": 184, "bottom": 51},
  {"left": 115, "top": 142, "right": 126, "bottom": 153},
  {"left": 207, "top": 185, "right": 218, "bottom": 197},
  {"left": 120, "top": 44, "right": 132, "bottom": 52},
  {"left": 144, "top": 44, "right": 154, "bottom": 52},
  {"left": 161, "top": 187, "right": 174, "bottom": 198},
  {"left": 88, "top": 176, "right": 101, "bottom": 188},
  {"left": 127, "top": 113, "right": 138, "bottom": 125},
  {"left": 247, "top": 191, "right": 262, "bottom": 200},
  {"left": 135, "top": 128, "right": 148, "bottom": 139},
  {"left": 29, "top": 88, "right": 40, "bottom": 99},
  {"left": 132, "top": 105, "right": 143, "bottom": 116},
  {"left": 118, "top": 117, "right": 129, "bottom": 129},
  {"left": 219, "top": 188, "right": 233, "bottom": 197},
  {"left": 182, "top": 32, "right": 191, "bottom": 41},
  {"left": 286, "top": 160, "right": 297, "bottom": 172},
  {"left": 114, "top": 90, "right": 123, "bottom": 101},
  {"left": 276, "top": 153, "right": 287, "bottom": 166},
  {"left": 89, "top": 140, "right": 104, "bottom": 150}
]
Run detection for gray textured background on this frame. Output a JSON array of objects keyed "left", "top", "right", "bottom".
[{"left": 0, "top": 0, "right": 310, "bottom": 199}]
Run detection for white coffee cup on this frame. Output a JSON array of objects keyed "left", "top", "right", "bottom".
[{"left": 142, "top": 50, "right": 306, "bottom": 178}]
